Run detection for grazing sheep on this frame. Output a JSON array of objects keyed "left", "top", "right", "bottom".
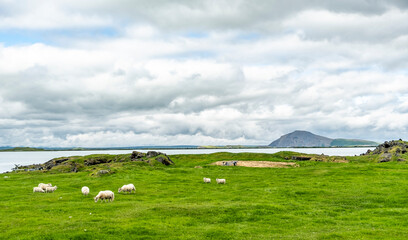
[
  {"left": 216, "top": 178, "right": 226, "bottom": 184},
  {"left": 118, "top": 184, "right": 136, "bottom": 194},
  {"left": 45, "top": 186, "right": 57, "bottom": 193},
  {"left": 81, "top": 186, "right": 90, "bottom": 196},
  {"left": 33, "top": 187, "right": 45, "bottom": 193},
  {"left": 38, "top": 183, "right": 52, "bottom": 190},
  {"left": 94, "top": 190, "right": 115, "bottom": 202},
  {"left": 203, "top": 177, "right": 211, "bottom": 183}
]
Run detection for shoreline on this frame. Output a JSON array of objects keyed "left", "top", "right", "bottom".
[{"left": 0, "top": 145, "right": 378, "bottom": 152}]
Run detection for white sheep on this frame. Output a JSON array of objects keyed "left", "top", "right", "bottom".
[
  {"left": 38, "top": 183, "right": 52, "bottom": 190},
  {"left": 81, "top": 186, "right": 90, "bottom": 196},
  {"left": 45, "top": 186, "right": 57, "bottom": 193},
  {"left": 33, "top": 187, "right": 45, "bottom": 193},
  {"left": 118, "top": 184, "right": 136, "bottom": 194},
  {"left": 203, "top": 177, "right": 211, "bottom": 183},
  {"left": 94, "top": 190, "right": 115, "bottom": 202},
  {"left": 216, "top": 178, "right": 226, "bottom": 184}
]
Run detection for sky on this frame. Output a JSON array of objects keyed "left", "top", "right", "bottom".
[{"left": 1, "top": 0, "right": 408, "bottom": 147}]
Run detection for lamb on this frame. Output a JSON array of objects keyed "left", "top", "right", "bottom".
[
  {"left": 118, "top": 184, "right": 136, "bottom": 193},
  {"left": 81, "top": 186, "right": 90, "bottom": 196},
  {"left": 45, "top": 186, "right": 57, "bottom": 193},
  {"left": 94, "top": 190, "right": 115, "bottom": 202},
  {"left": 216, "top": 178, "right": 226, "bottom": 184},
  {"left": 33, "top": 187, "right": 45, "bottom": 193},
  {"left": 203, "top": 177, "right": 211, "bottom": 183},
  {"left": 38, "top": 183, "right": 52, "bottom": 190}
]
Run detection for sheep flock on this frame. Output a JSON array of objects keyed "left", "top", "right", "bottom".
[{"left": 32, "top": 177, "right": 227, "bottom": 203}]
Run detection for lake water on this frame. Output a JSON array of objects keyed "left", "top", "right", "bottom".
[{"left": 0, "top": 147, "right": 373, "bottom": 173}]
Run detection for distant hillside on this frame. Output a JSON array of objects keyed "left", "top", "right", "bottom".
[
  {"left": 330, "top": 139, "right": 378, "bottom": 147},
  {"left": 0, "top": 147, "right": 45, "bottom": 152},
  {"left": 269, "top": 131, "right": 378, "bottom": 147}
]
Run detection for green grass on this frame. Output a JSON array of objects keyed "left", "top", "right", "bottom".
[{"left": 2, "top": 152, "right": 408, "bottom": 239}]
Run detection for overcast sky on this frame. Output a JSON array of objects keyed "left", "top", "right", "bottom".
[{"left": 1, "top": 0, "right": 408, "bottom": 147}]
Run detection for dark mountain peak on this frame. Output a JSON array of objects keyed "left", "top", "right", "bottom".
[{"left": 269, "top": 131, "right": 332, "bottom": 147}]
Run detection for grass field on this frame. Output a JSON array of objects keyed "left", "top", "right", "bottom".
[{"left": 1, "top": 152, "right": 408, "bottom": 239}]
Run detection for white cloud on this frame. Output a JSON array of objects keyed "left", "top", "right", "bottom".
[{"left": 0, "top": 1, "right": 408, "bottom": 146}]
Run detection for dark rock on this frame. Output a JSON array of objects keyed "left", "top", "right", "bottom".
[
  {"left": 55, "top": 158, "right": 69, "bottom": 164},
  {"left": 147, "top": 151, "right": 160, "bottom": 158},
  {"left": 85, "top": 157, "right": 110, "bottom": 166},
  {"left": 378, "top": 153, "right": 392, "bottom": 163},
  {"left": 397, "top": 158, "right": 406, "bottom": 162},
  {"left": 155, "top": 155, "right": 174, "bottom": 165},
  {"left": 131, "top": 151, "right": 146, "bottom": 159},
  {"left": 291, "top": 156, "right": 312, "bottom": 161},
  {"left": 71, "top": 163, "right": 78, "bottom": 173}
]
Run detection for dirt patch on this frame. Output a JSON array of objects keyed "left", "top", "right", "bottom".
[
  {"left": 331, "top": 159, "right": 348, "bottom": 163},
  {"left": 212, "top": 161, "right": 299, "bottom": 168}
]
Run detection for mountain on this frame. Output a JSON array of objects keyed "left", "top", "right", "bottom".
[
  {"left": 269, "top": 130, "right": 378, "bottom": 147},
  {"left": 269, "top": 130, "right": 332, "bottom": 147}
]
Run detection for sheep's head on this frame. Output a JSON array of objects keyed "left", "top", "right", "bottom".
[{"left": 118, "top": 188, "right": 122, "bottom": 193}]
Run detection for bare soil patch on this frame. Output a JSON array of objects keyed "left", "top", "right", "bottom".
[{"left": 212, "top": 161, "right": 299, "bottom": 168}]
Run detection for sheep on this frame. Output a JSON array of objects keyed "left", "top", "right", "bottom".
[
  {"left": 33, "top": 187, "right": 45, "bottom": 193},
  {"left": 203, "top": 177, "right": 211, "bottom": 183},
  {"left": 118, "top": 184, "right": 136, "bottom": 194},
  {"left": 94, "top": 190, "right": 115, "bottom": 203},
  {"left": 38, "top": 183, "right": 52, "bottom": 190},
  {"left": 216, "top": 178, "right": 226, "bottom": 184},
  {"left": 81, "top": 186, "right": 90, "bottom": 196},
  {"left": 45, "top": 186, "right": 57, "bottom": 193}
]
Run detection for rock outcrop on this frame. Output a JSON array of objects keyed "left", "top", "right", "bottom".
[
  {"left": 14, "top": 151, "right": 174, "bottom": 172},
  {"left": 361, "top": 140, "right": 408, "bottom": 163},
  {"left": 130, "top": 151, "right": 174, "bottom": 165}
]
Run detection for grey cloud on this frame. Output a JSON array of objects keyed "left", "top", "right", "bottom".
[{"left": 1, "top": 1, "right": 408, "bottom": 147}]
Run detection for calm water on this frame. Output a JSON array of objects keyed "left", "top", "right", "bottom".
[{"left": 0, "top": 147, "right": 373, "bottom": 173}]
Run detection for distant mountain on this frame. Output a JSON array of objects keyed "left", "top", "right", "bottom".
[
  {"left": 269, "top": 130, "right": 378, "bottom": 147},
  {"left": 269, "top": 130, "right": 332, "bottom": 147}
]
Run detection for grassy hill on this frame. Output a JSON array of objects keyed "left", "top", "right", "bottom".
[
  {"left": 2, "top": 149, "right": 408, "bottom": 239},
  {"left": 330, "top": 138, "right": 378, "bottom": 147},
  {"left": 0, "top": 147, "right": 45, "bottom": 151}
]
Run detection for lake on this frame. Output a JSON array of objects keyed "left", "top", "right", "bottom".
[{"left": 0, "top": 147, "right": 373, "bottom": 173}]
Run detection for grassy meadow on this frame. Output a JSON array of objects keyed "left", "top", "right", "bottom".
[{"left": 1, "top": 152, "right": 408, "bottom": 239}]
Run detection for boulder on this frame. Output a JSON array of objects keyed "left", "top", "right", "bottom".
[
  {"left": 147, "top": 151, "right": 160, "bottom": 158},
  {"left": 131, "top": 151, "right": 146, "bottom": 159},
  {"left": 291, "top": 156, "right": 312, "bottom": 161},
  {"left": 84, "top": 157, "right": 110, "bottom": 166},
  {"left": 378, "top": 153, "right": 392, "bottom": 163},
  {"left": 155, "top": 155, "right": 174, "bottom": 165}
]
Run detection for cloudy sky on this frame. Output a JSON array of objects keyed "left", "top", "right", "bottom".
[{"left": 1, "top": 0, "right": 408, "bottom": 147}]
